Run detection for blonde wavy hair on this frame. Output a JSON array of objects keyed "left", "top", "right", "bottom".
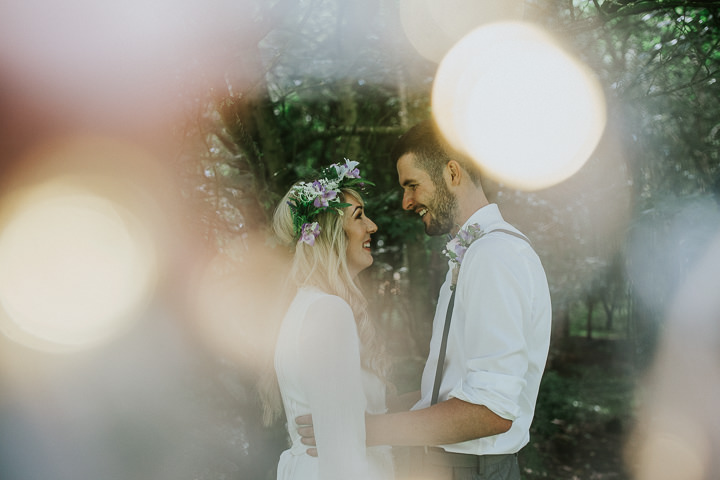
[{"left": 259, "top": 186, "right": 387, "bottom": 425}]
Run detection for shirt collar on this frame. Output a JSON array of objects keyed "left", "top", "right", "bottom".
[{"left": 457, "top": 203, "right": 504, "bottom": 234}]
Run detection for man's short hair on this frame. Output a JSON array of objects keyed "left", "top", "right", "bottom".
[{"left": 391, "top": 119, "right": 483, "bottom": 186}]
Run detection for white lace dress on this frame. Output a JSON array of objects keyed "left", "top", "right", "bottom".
[{"left": 274, "top": 287, "right": 394, "bottom": 480}]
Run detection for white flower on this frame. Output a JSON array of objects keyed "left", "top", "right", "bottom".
[{"left": 335, "top": 158, "right": 360, "bottom": 179}]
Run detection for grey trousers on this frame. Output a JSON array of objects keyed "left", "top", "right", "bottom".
[{"left": 394, "top": 447, "right": 520, "bottom": 480}]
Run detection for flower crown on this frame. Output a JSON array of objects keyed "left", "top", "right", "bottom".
[{"left": 288, "top": 159, "right": 373, "bottom": 246}]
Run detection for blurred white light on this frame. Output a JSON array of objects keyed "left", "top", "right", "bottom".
[
  {"left": 190, "top": 235, "right": 289, "bottom": 368},
  {"left": 432, "top": 22, "right": 607, "bottom": 190},
  {"left": 0, "top": 181, "right": 157, "bottom": 352},
  {"left": 400, "top": 0, "right": 524, "bottom": 63},
  {"left": 0, "top": 0, "right": 249, "bottom": 130},
  {"left": 633, "top": 417, "right": 710, "bottom": 480},
  {"left": 626, "top": 198, "right": 720, "bottom": 315}
]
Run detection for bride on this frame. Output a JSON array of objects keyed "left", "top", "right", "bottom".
[{"left": 261, "top": 159, "right": 394, "bottom": 480}]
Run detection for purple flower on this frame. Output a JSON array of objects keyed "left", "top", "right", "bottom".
[
  {"left": 443, "top": 224, "right": 485, "bottom": 267},
  {"left": 457, "top": 229, "right": 475, "bottom": 244},
  {"left": 444, "top": 237, "right": 468, "bottom": 264},
  {"left": 299, "top": 222, "right": 321, "bottom": 246},
  {"left": 335, "top": 159, "right": 360, "bottom": 179},
  {"left": 310, "top": 181, "right": 338, "bottom": 207},
  {"left": 452, "top": 243, "right": 468, "bottom": 263}
]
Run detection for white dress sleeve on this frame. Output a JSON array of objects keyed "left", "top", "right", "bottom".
[{"left": 297, "top": 295, "right": 372, "bottom": 480}]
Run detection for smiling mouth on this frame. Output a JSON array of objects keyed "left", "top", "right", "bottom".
[
  {"left": 417, "top": 208, "right": 428, "bottom": 218},
  {"left": 363, "top": 241, "right": 371, "bottom": 249}
]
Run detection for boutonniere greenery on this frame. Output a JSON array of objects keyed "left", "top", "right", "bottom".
[{"left": 442, "top": 224, "right": 485, "bottom": 288}]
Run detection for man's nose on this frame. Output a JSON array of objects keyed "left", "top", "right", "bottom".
[{"left": 402, "top": 191, "right": 413, "bottom": 211}]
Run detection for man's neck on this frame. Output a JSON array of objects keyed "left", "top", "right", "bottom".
[{"left": 452, "top": 190, "right": 489, "bottom": 235}]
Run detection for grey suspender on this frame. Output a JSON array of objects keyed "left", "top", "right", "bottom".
[
  {"left": 431, "top": 287, "right": 457, "bottom": 405},
  {"left": 430, "top": 228, "right": 531, "bottom": 405}
]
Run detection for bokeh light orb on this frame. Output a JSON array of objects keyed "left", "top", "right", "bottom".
[
  {"left": 400, "top": 0, "right": 524, "bottom": 63},
  {"left": 0, "top": 179, "right": 158, "bottom": 353},
  {"left": 432, "top": 21, "right": 607, "bottom": 191}
]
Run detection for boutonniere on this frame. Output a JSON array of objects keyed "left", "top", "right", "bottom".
[{"left": 442, "top": 224, "right": 485, "bottom": 288}]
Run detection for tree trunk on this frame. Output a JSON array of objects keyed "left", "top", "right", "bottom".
[
  {"left": 602, "top": 299, "right": 615, "bottom": 331},
  {"left": 586, "top": 297, "right": 595, "bottom": 340},
  {"left": 335, "top": 78, "right": 361, "bottom": 161},
  {"left": 552, "top": 304, "right": 570, "bottom": 342}
]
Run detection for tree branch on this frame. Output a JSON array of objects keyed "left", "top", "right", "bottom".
[
  {"left": 293, "top": 125, "right": 407, "bottom": 152},
  {"left": 602, "top": 0, "right": 720, "bottom": 19}
]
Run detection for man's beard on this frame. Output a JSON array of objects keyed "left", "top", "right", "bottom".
[{"left": 425, "top": 180, "right": 457, "bottom": 236}]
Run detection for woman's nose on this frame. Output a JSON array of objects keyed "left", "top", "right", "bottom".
[{"left": 367, "top": 218, "right": 378, "bottom": 234}]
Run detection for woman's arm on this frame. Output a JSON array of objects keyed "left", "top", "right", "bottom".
[{"left": 298, "top": 296, "right": 372, "bottom": 480}]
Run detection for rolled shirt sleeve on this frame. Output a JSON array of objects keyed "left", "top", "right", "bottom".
[{"left": 448, "top": 235, "right": 535, "bottom": 421}]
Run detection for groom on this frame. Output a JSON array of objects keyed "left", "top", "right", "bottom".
[{"left": 299, "top": 120, "right": 552, "bottom": 480}]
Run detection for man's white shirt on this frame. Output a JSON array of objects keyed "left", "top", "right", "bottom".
[{"left": 413, "top": 204, "right": 552, "bottom": 455}]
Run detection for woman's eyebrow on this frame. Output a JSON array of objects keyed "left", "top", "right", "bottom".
[{"left": 352, "top": 206, "right": 363, "bottom": 216}]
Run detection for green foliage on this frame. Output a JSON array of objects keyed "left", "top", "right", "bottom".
[
  {"left": 534, "top": 365, "right": 633, "bottom": 436},
  {"left": 523, "top": 350, "right": 635, "bottom": 479},
  {"left": 532, "top": 370, "right": 580, "bottom": 439},
  {"left": 569, "top": 299, "right": 631, "bottom": 339}
]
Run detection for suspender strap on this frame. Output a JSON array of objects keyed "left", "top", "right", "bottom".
[
  {"left": 429, "top": 228, "right": 531, "bottom": 405},
  {"left": 488, "top": 228, "right": 531, "bottom": 245},
  {"left": 431, "top": 287, "right": 456, "bottom": 405}
]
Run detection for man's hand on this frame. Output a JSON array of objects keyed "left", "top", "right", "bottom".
[{"left": 296, "top": 414, "right": 318, "bottom": 457}]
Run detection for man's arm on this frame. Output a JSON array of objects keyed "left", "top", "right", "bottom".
[
  {"left": 297, "top": 397, "right": 511, "bottom": 452},
  {"left": 366, "top": 397, "right": 511, "bottom": 447},
  {"left": 386, "top": 390, "right": 421, "bottom": 413}
]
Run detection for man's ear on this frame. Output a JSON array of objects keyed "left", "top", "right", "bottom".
[{"left": 447, "top": 160, "right": 462, "bottom": 186}]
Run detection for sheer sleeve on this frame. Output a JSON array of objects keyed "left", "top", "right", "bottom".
[{"left": 298, "top": 295, "right": 371, "bottom": 480}]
